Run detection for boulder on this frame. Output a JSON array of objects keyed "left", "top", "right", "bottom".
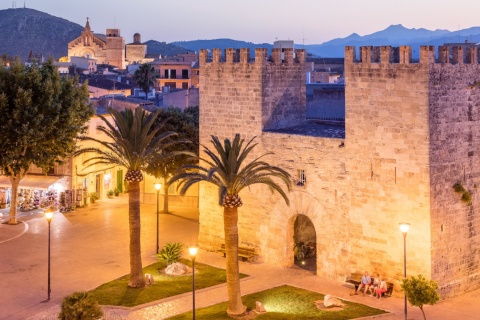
[
  {"left": 323, "top": 294, "right": 345, "bottom": 308},
  {"left": 165, "top": 262, "right": 190, "bottom": 275}
]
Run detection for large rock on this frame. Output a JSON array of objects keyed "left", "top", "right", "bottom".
[
  {"left": 165, "top": 262, "right": 190, "bottom": 275},
  {"left": 323, "top": 294, "right": 345, "bottom": 308}
]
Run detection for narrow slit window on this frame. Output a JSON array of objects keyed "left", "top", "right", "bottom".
[{"left": 298, "top": 169, "right": 306, "bottom": 186}]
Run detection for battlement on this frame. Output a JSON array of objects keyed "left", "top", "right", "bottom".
[
  {"left": 345, "top": 45, "right": 479, "bottom": 65},
  {"left": 199, "top": 48, "right": 306, "bottom": 65}
]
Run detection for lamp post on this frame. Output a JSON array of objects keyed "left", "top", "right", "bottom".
[
  {"left": 154, "top": 183, "right": 162, "bottom": 253},
  {"left": 189, "top": 246, "right": 198, "bottom": 320},
  {"left": 399, "top": 222, "right": 410, "bottom": 320},
  {"left": 44, "top": 207, "right": 55, "bottom": 301}
]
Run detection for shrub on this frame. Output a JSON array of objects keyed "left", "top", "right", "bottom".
[
  {"left": 59, "top": 291, "right": 103, "bottom": 320},
  {"left": 157, "top": 242, "right": 183, "bottom": 265},
  {"left": 401, "top": 275, "right": 440, "bottom": 320},
  {"left": 453, "top": 182, "right": 466, "bottom": 193},
  {"left": 453, "top": 182, "right": 472, "bottom": 205}
]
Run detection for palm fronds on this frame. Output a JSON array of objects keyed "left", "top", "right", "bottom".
[{"left": 171, "top": 134, "right": 291, "bottom": 205}]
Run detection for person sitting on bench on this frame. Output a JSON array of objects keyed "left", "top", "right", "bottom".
[
  {"left": 376, "top": 277, "right": 388, "bottom": 298},
  {"left": 368, "top": 273, "right": 380, "bottom": 296},
  {"left": 355, "top": 271, "right": 371, "bottom": 296}
]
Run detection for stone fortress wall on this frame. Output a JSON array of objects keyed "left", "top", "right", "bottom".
[{"left": 198, "top": 44, "right": 480, "bottom": 299}]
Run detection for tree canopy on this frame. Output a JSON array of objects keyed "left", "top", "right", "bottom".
[
  {"left": 401, "top": 274, "right": 440, "bottom": 320},
  {"left": 144, "top": 106, "right": 198, "bottom": 212},
  {"left": 0, "top": 59, "right": 93, "bottom": 223},
  {"left": 133, "top": 63, "right": 156, "bottom": 100},
  {"left": 145, "top": 106, "right": 198, "bottom": 179}
]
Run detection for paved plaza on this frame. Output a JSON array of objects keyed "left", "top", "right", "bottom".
[{"left": 1, "top": 196, "right": 479, "bottom": 320}]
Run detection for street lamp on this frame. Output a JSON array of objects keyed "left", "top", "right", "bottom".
[
  {"left": 399, "top": 222, "right": 410, "bottom": 320},
  {"left": 189, "top": 246, "right": 199, "bottom": 320},
  {"left": 44, "top": 207, "right": 55, "bottom": 301},
  {"left": 154, "top": 183, "right": 162, "bottom": 254}
]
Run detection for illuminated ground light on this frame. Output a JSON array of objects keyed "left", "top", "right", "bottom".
[
  {"left": 255, "top": 301, "right": 266, "bottom": 313},
  {"left": 301, "top": 260, "right": 306, "bottom": 266}
]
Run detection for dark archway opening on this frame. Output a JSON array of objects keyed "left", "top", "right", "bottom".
[{"left": 293, "top": 214, "right": 317, "bottom": 272}]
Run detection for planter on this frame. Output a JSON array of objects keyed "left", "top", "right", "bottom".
[
  {"left": 0, "top": 203, "right": 7, "bottom": 209},
  {"left": 107, "top": 195, "right": 114, "bottom": 199}
]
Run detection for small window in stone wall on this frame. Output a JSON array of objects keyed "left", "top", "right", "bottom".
[{"left": 297, "top": 169, "right": 306, "bottom": 186}]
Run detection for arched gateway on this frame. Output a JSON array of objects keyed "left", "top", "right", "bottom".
[{"left": 259, "top": 191, "right": 349, "bottom": 279}]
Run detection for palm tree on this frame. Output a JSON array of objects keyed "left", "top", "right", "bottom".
[
  {"left": 75, "top": 107, "right": 178, "bottom": 287},
  {"left": 133, "top": 63, "right": 156, "bottom": 100},
  {"left": 171, "top": 134, "right": 291, "bottom": 316}
]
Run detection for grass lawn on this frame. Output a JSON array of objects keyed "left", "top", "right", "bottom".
[
  {"left": 168, "top": 285, "right": 388, "bottom": 320},
  {"left": 89, "top": 259, "right": 247, "bottom": 307}
]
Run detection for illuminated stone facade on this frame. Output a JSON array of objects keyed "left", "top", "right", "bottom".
[
  {"left": 68, "top": 19, "right": 126, "bottom": 69},
  {"left": 198, "top": 45, "right": 480, "bottom": 299}
]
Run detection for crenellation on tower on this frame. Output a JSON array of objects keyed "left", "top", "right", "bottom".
[
  {"left": 398, "top": 45, "right": 412, "bottom": 64},
  {"left": 199, "top": 49, "right": 208, "bottom": 64},
  {"left": 239, "top": 48, "right": 250, "bottom": 63},
  {"left": 380, "top": 46, "right": 393, "bottom": 63},
  {"left": 346, "top": 45, "right": 480, "bottom": 66},
  {"left": 438, "top": 45, "right": 449, "bottom": 64},
  {"left": 419, "top": 45, "right": 435, "bottom": 64},
  {"left": 224, "top": 48, "right": 239, "bottom": 63},
  {"left": 360, "top": 46, "right": 372, "bottom": 64},
  {"left": 255, "top": 48, "right": 268, "bottom": 64},
  {"left": 451, "top": 46, "right": 464, "bottom": 64},
  {"left": 212, "top": 48, "right": 222, "bottom": 63},
  {"left": 271, "top": 48, "right": 282, "bottom": 63},
  {"left": 466, "top": 47, "right": 478, "bottom": 64},
  {"left": 344, "top": 46, "right": 357, "bottom": 64},
  {"left": 295, "top": 49, "right": 306, "bottom": 63},
  {"left": 283, "top": 48, "right": 294, "bottom": 63}
]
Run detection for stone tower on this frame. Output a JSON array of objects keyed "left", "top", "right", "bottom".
[
  {"left": 105, "top": 29, "right": 125, "bottom": 69},
  {"left": 198, "top": 45, "right": 480, "bottom": 299},
  {"left": 126, "top": 33, "right": 147, "bottom": 64}
]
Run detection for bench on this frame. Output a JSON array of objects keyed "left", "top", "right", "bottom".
[
  {"left": 217, "top": 244, "right": 255, "bottom": 262},
  {"left": 345, "top": 275, "right": 394, "bottom": 298}
]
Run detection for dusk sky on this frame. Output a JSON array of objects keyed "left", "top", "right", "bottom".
[{"left": 4, "top": 0, "right": 480, "bottom": 44}]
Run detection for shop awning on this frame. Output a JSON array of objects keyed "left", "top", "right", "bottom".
[{"left": 0, "top": 175, "right": 60, "bottom": 190}]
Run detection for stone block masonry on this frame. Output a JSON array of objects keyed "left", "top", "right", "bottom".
[{"left": 198, "top": 44, "right": 480, "bottom": 299}]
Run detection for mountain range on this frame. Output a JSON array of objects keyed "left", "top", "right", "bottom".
[{"left": 1, "top": 8, "right": 480, "bottom": 60}]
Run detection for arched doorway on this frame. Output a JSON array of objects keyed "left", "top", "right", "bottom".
[
  {"left": 260, "top": 190, "right": 349, "bottom": 279},
  {"left": 293, "top": 214, "right": 317, "bottom": 271}
]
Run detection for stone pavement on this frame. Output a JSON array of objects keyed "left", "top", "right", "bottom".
[{"left": 1, "top": 197, "right": 480, "bottom": 320}]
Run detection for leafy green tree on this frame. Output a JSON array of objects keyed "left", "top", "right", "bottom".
[
  {"left": 145, "top": 106, "right": 198, "bottom": 213},
  {"left": 0, "top": 59, "right": 93, "bottom": 224},
  {"left": 171, "top": 134, "right": 291, "bottom": 316},
  {"left": 75, "top": 107, "right": 179, "bottom": 288},
  {"left": 401, "top": 274, "right": 440, "bottom": 320},
  {"left": 133, "top": 63, "right": 156, "bottom": 100}
]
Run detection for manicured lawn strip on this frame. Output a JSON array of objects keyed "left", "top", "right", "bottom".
[
  {"left": 168, "top": 285, "right": 388, "bottom": 320},
  {"left": 89, "top": 259, "right": 247, "bottom": 307}
]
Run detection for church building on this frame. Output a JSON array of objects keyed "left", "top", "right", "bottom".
[{"left": 68, "top": 18, "right": 136, "bottom": 69}]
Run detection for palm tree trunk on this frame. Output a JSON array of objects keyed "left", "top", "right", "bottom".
[
  {"left": 223, "top": 206, "right": 247, "bottom": 316},
  {"left": 127, "top": 181, "right": 145, "bottom": 287},
  {"left": 163, "top": 177, "right": 169, "bottom": 213}
]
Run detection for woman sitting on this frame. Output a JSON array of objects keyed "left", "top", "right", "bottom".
[{"left": 375, "top": 277, "right": 388, "bottom": 298}]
